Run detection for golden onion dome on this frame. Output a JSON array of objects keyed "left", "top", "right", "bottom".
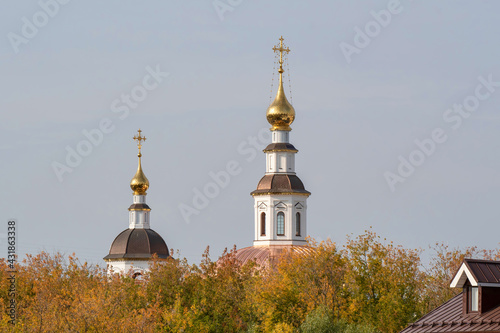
[
  {"left": 130, "top": 129, "right": 149, "bottom": 195},
  {"left": 130, "top": 154, "right": 149, "bottom": 195},
  {"left": 266, "top": 74, "right": 295, "bottom": 131},
  {"left": 266, "top": 36, "right": 295, "bottom": 132}
]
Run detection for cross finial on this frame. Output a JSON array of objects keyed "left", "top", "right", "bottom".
[
  {"left": 133, "top": 129, "right": 146, "bottom": 157},
  {"left": 272, "top": 36, "right": 290, "bottom": 74}
]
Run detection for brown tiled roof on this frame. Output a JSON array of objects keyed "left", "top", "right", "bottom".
[
  {"left": 263, "top": 143, "right": 298, "bottom": 152},
  {"left": 465, "top": 259, "right": 500, "bottom": 284},
  {"left": 401, "top": 259, "right": 500, "bottom": 333},
  {"left": 128, "top": 203, "right": 151, "bottom": 210},
  {"left": 400, "top": 293, "right": 500, "bottom": 333},
  {"left": 251, "top": 174, "right": 311, "bottom": 196},
  {"left": 103, "top": 228, "right": 169, "bottom": 260},
  {"left": 233, "top": 245, "right": 312, "bottom": 267}
]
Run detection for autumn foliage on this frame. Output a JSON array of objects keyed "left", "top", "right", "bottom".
[{"left": 0, "top": 230, "right": 496, "bottom": 333}]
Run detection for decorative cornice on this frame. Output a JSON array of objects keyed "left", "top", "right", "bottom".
[
  {"left": 263, "top": 148, "right": 298, "bottom": 153},
  {"left": 251, "top": 192, "right": 311, "bottom": 197}
]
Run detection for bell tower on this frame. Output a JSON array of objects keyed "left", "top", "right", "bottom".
[{"left": 251, "top": 37, "right": 311, "bottom": 247}]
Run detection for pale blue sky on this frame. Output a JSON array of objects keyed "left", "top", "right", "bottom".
[{"left": 2, "top": 0, "right": 500, "bottom": 265}]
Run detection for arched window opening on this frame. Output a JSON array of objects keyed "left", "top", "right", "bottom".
[
  {"left": 277, "top": 212, "right": 285, "bottom": 236},
  {"left": 296, "top": 212, "right": 301, "bottom": 236},
  {"left": 260, "top": 212, "right": 266, "bottom": 236}
]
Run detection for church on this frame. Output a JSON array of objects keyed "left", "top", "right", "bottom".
[
  {"left": 103, "top": 129, "right": 170, "bottom": 277},
  {"left": 103, "top": 37, "right": 311, "bottom": 275}
]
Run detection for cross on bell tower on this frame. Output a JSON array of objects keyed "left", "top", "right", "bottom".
[
  {"left": 133, "top": 129, "right": 147, "bottom": 157},
  {"left": 272, "top": 36, "right": 290, "bottom": 74}
]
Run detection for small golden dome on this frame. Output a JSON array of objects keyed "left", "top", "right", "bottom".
[
  {"left": 130, "top": 129, "right": 149, "bottom": 195},
  {"left": 266, "top": 75, "right": 295, "bottom": 131},
  {"left": 266, "top": 36, "right": 295, "bottom": 132},
  {"left": 130, "top": 155, "right": 149, "bottom": 195}
]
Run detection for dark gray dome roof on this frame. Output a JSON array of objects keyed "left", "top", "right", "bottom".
[{"left": 103, "top": 228, "right": 169, "bottom": 260}]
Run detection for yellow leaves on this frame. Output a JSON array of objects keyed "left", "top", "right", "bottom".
[
  {"left": 0, "top": 232, "right": 494, "bottom": 332},
  {"left": 272, "top": 322, "right": 295, "bottom": 333},
  {"left": 341, "top": 230, "right": 427, "bottom": 332}
]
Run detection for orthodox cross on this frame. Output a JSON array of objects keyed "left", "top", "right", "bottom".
[
  {"left": 133, "top": 129, "right": 146, "bottom": 157},
  {"left": 272, "top": 36, "right": 290, "bottom": 73}
]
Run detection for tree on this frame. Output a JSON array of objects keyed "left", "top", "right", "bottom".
[{"left": 344, "top": 230, "right": 424, "bottom": 333}]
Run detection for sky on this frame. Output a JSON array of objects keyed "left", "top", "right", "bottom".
[{"left": 1, "top": 0, "right": 500, "bottom": 267}]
